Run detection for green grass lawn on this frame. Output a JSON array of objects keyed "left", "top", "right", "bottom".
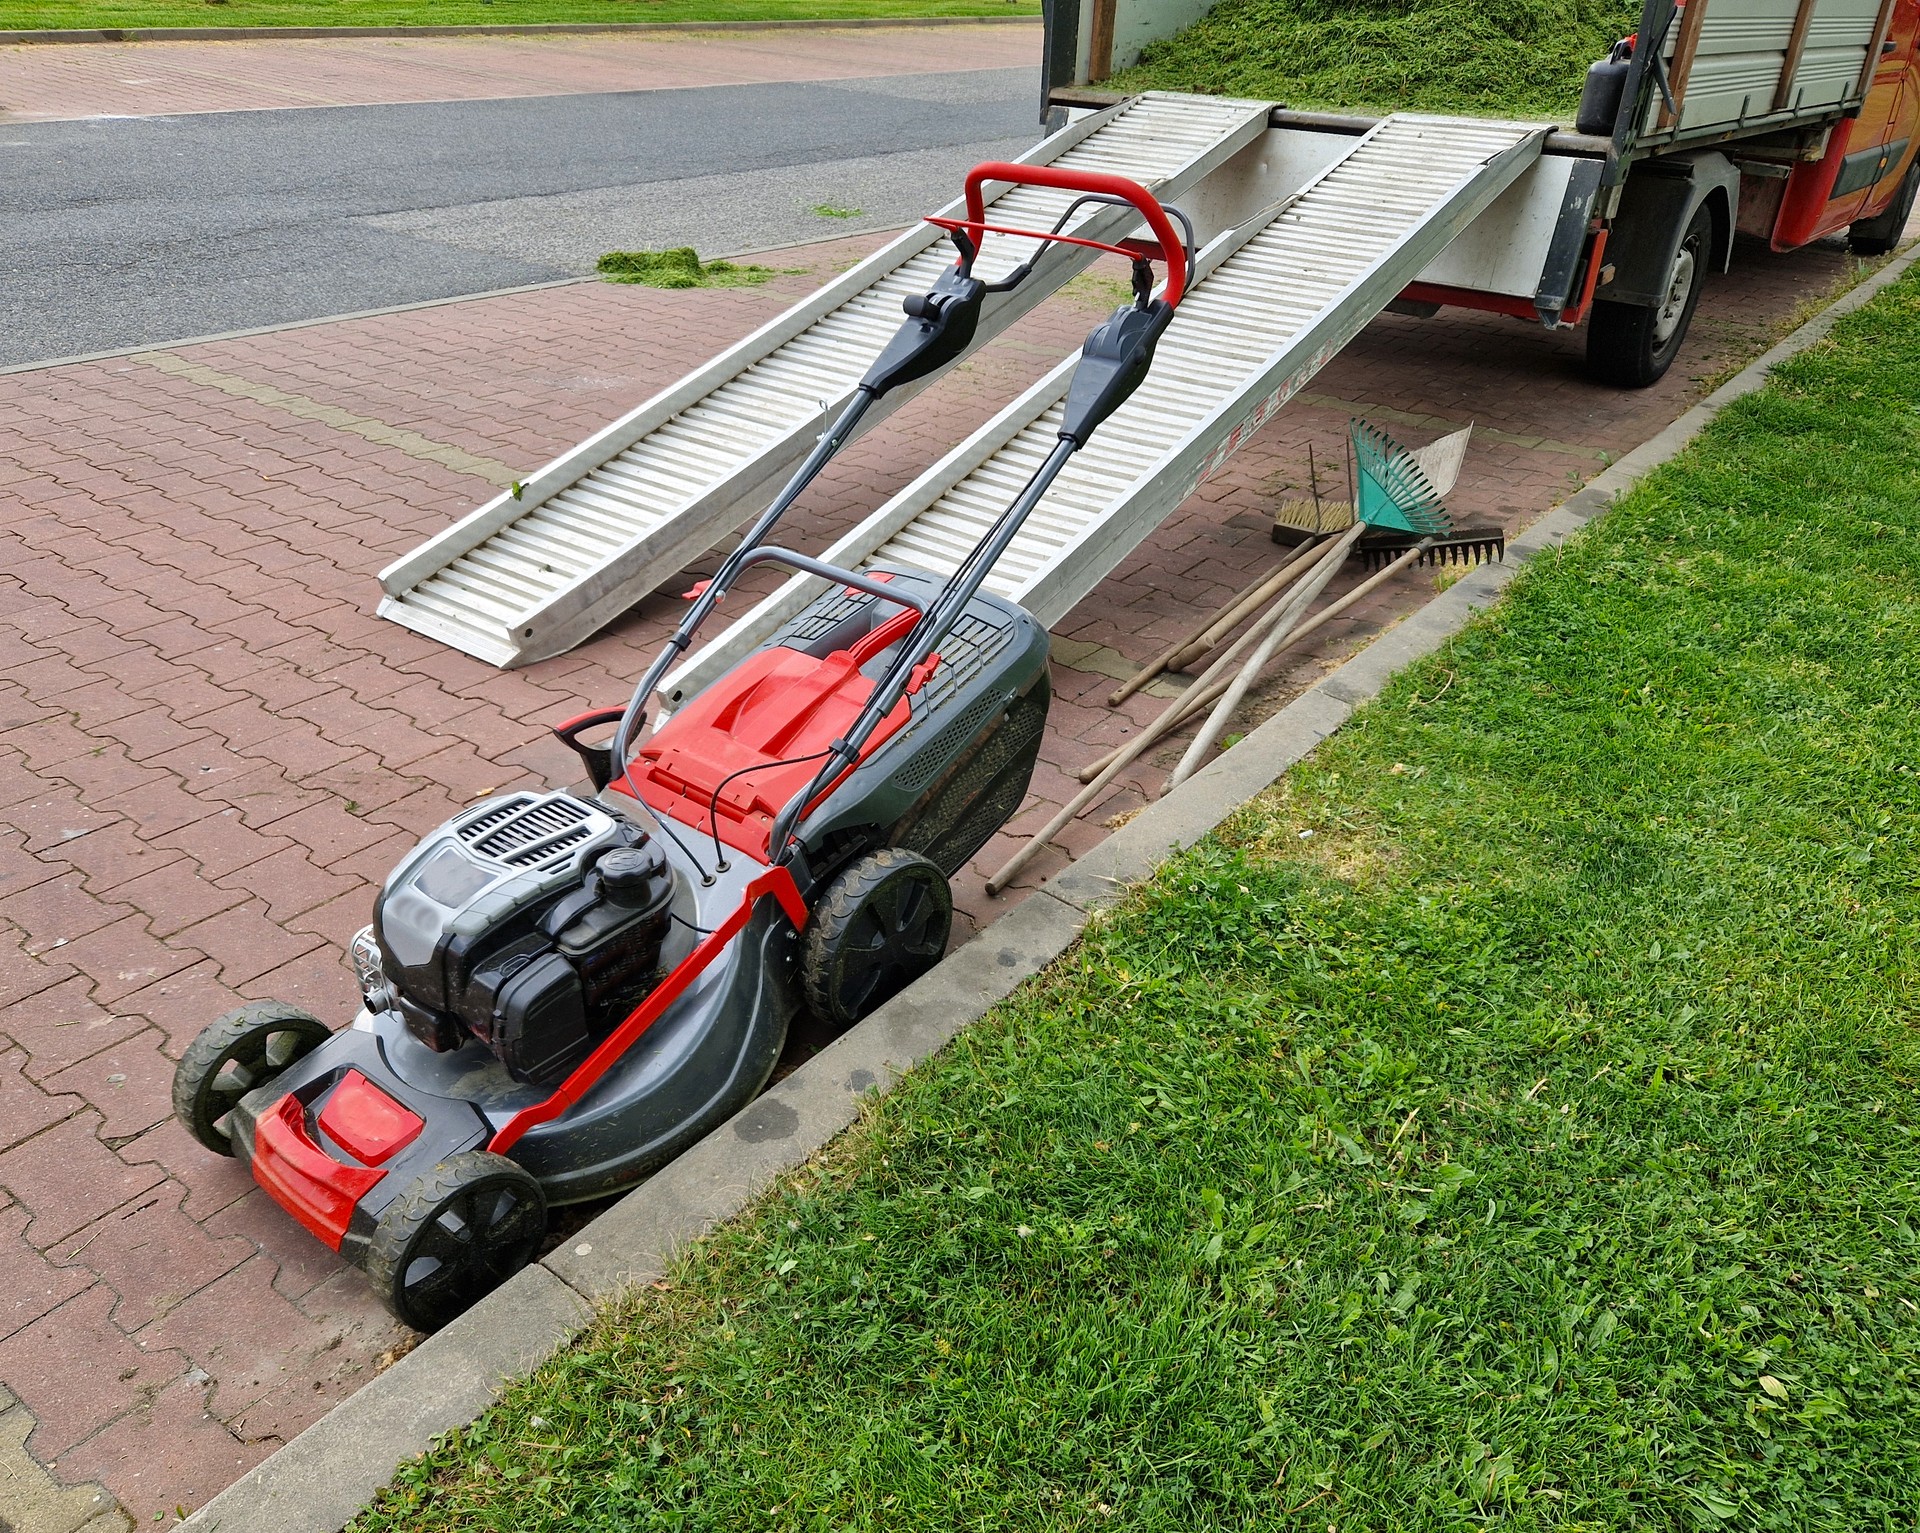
[
  {"left": 1110, "top": 0, "right": 1637, "bottom": 119},
  {"left": 15, "top": 0, "right": 1035, "bottom": 31},
  {"left": 359, "top": 268, "right": 1920, "bottom": 1530}
]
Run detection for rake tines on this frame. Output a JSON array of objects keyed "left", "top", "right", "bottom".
[{"left": 1356, "top": 529, "right": 1506, "bottom": 571}]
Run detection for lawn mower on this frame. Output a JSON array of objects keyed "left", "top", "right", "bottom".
[{"left": 171, "top": 162, "right": 1197, "bottom": 1331}]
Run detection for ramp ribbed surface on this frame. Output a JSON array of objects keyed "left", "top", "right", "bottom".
[
  {"left": 376, "top": 92, "right": 1273, "bottom": 668},
  {"left": 669, "top": 115, "right": 1546, "bottom": 704}
]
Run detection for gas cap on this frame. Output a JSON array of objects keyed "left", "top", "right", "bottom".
[{"left": 598, "top": 842, "right": 669, "bottom": 906}]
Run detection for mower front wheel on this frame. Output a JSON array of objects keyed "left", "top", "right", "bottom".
[
  {"left": 803, "top": 848, "right": 953, "bottom": 1028},
  {"left": 366, "top": 1152, "right": 547, "bottom": 1333},
  {"left": 173, "top": 1002, "right": 331, "bottom": 1157}
]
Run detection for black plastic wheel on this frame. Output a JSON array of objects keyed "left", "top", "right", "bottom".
[
  {"left": 365, "top": 1151, "right": 547, "bottom": 1333},
  {"left": 1586, "top": 202, "right": 1712, "bottom": 388},
  {"left": 803, "top": 848, "right": 952, "bottom": 1028},
  {"left": 1850, "top": 163, "right": 1919, "bottom": 257},
  {"left": 172, "top": 1001, "right": 331, "bottom": 1157}
]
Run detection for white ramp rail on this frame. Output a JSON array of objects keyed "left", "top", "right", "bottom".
[
  {"left": 376, "top": 92, "right": 1273, "bottom": 669},
  {"left": 665, "top": 114, "right": 1547, "bottom": 707}
]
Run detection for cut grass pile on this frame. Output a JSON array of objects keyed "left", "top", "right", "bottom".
[
  {"left": 13, "top": 0, "right": 1036, "bottom": 31},
  {"left": 1110, "top": 0, "right": 1638, "bottom": 119},
  {"left": 360, "top": 265, "right": 1920, "bottom": 1529},
  {"left": 596, "top": 247, "right": 778, "bottom": 288}
]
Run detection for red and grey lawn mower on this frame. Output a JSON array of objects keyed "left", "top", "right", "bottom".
[{"left": 171, "top": 163, "right": 1195, "bottom": 1331}]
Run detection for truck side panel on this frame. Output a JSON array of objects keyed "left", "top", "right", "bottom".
[
  {"left": 1634, "top": 0, "right": 1886, "bottom": 140},
  {"left": 1770, "top": 0, "right": 1918, "bottom": 244}
]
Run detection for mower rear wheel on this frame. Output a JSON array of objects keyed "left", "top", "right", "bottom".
[
  {"left": 803, "top": 848, "right": 952, "bottom": 1028},
  {"left": 173, "top": 1002, "right": 331, "bottom": 1157},
  {"left": 366, "top": 1151, "right": 546, "bottom": 1333}
]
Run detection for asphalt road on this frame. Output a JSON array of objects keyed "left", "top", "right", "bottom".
[{"left": 0, "top": 66, "right": 1038, "bottom": 368}]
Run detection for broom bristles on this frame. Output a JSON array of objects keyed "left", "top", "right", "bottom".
[{"left": 1271, "top": 497, "right": 1356, "bottom": 537}]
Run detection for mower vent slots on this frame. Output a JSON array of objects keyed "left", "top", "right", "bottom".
[
  {"left": 457, "top": 793, "right": 611, "bottom": 871},
  {"left": 916, "top": 613, "right": 1015, "bottom": 711},
  {"left": 777, "top": 588, "right": 871, "bottom": 648},
  {"left": 899, "top": 695, "right": 1048, "bottom": 874},
  {"left": 894, "top": 692, "right": 1003, "bottom": 793}
]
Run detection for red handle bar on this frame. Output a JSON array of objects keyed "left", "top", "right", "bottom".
[{"left": 962, "top": 161, "right": 1187, "bottom": 307}]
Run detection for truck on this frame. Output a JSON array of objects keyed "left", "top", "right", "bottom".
[{"left": 1041, "top": 0, "right": 1920, "bottom": 384}]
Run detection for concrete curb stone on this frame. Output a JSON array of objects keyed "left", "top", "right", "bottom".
[
  {"left": 178, "top": 232, "right": 1920, "bottom": 1533},
  {"left": 0, "top": 15, "right": 1039, "bottom": 45},
  {"left": 544, "top": 886, "right": 1086, "bottom": 1301}
]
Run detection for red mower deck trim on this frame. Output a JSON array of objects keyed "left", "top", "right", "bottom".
[
  {"left": 252, "top": 1094, "right": 387, "bottom": 1250},
  {"left": 486, "top": 866, "right": 811, "bottom": 1156},
  {"left": 318, "top": 1071, "right": 426, "bottom": 1167}
]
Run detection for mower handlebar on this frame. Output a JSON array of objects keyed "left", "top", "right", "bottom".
[
  {"left": 733, "top": 548, "right": 928, "bottom": 613},
  {"left": 962, "top": 162, "right": 1189, "bottom": 306}
]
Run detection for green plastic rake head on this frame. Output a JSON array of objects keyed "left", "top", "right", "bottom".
[{"left": 1351, "top": 419, "right": 1453, "bottom": 538}]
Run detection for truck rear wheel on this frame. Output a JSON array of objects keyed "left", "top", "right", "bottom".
[
  {"left": 1586, "top": 202, "right": 1711, "bottom": 389},
  {"left": 1849, "top": 163, "right": 1919, "bottom": 257}
]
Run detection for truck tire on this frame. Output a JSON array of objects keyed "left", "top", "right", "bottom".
[
  {"left": 1586, "top": 202, "right": 1712, "bottom": 388},
  {"left": 1849, "top": 163, "right": 1919, "bottom": 257}
]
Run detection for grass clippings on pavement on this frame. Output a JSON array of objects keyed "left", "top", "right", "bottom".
[
  {"left": 14, "top": 0, "right": 1037, "bottom": 30},
  {"left": 357, "top": 264, "right": 1920, "bottom": 1529},
  {"left": 596, "top": 248, "right": 778, "bottom": 288},
  {"left": 1111, "top": 0, "right": 1638, "bottom": 118}
]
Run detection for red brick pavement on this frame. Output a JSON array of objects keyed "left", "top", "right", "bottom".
[
  {"left": 0, "top": 222, "right": 1905, "bottom": 1520},
  {"left": 0, "top": 22, "right": 1039, "bottom": 123}
]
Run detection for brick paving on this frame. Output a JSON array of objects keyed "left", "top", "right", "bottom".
[
  {"left": 0, "top": 21, "right": 1039, "bottom": 122},
  {"left": 0, "top": 215, "right": 1907, "bottom": 1524}
]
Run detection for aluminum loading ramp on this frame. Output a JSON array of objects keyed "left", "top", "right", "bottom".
[
  {"left": 376, "top": 93, "right": 1273, "bottom": 669},
  {"left": 665, "top": 114, "right": 1547, "bottom": 706}
]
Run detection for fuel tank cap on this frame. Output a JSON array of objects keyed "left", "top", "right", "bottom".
[{"left": 598, "top": 842, "right": 670, "bottom": 906}]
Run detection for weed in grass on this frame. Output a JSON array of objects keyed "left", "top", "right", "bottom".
[
  {"left": 596, "top": 248, "right": 775, "bottom": 289},
  {"left": 1111, "top": 0, "right": 1639, "bottom": 118},
  {"left": 357, "top": 270, "right": 1920, "bottom": 1532}
]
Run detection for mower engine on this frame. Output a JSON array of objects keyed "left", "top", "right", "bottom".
[{"left": 364, "top": 793, "right": 678, "bottom": 1088}]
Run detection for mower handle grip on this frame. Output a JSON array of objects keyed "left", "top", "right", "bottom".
[
  {"left": 552, "top": 706, "right": 626, "bottom": 791},
  {"left": 963, "top": 161, "right": 1187, "bottom": 307}
]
